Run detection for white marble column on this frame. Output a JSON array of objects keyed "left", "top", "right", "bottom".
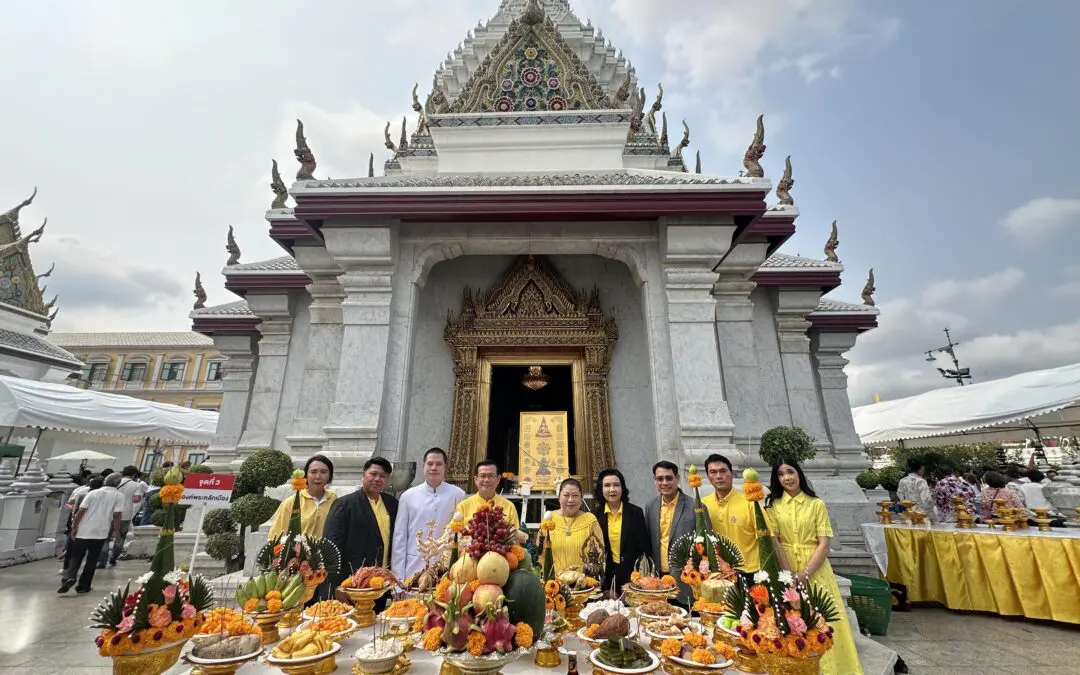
[
  {"left": 321, "top": 223, "right": 395, "bottom": 482},
  {"left": 661, "top": 218, "right": 737, "bottom": 468},
  {"left": 0, "top": 459, "right": 50, "bottom": 552},
  {"left": 206, "top": 333, "right": 258, "bottom": 473},
  {"left": 811, "top": 330, "right": 872, "bottom": 477},
  {"left": 773, "top": 288, "right": 836, "bottom": 476},
  {"left": 237, "top": 293, "right": 294, "bottom": 455},
  {"left": 287, "top": 247, "right": 345, "bottom": 460}
]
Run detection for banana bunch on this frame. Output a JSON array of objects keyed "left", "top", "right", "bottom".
[
  {"left": 234, "top": 570, "right": 306, "bottom": 612},
  {"left": 271, "top": 628, "right": 334, "bottom": 660}
]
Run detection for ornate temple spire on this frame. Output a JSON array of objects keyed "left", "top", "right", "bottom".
[
  {"left": 520, "top": 0, "right": 545, "bottom": 25},
  {"left": 368, "top": 153, "right": 375, "bottom": 178},
  {"left": 861, "top": 269, "right": 876, "bottom": 306},
  {"left": 294, "top": 119, "right": 317, "bottom": 180},
  {"left": 742, "top": 114, "right": 766, "bottom": 178},
  {"left": 659, "top": 112, "right": 669, "bottom": 150},
  {"left": 0, "top": 187, "right": 38, "bottom": 244},
  {"left": 226, "top": 225, "right": 241, "bottom": 266},
  {"left": 775, "top": 155, "right": 795, "bottom": 205},
  {"left": 270, "top": 160, "right": 289, "bottom": 210},
  {"left": 824, "top": 221, "right": 839, "bottom": 263},
  {"left": 695, "top": 151, "right": 702, "bottom": 174},
  {"left": 412, "top": 83, "right": 428, "bottom": 135},
  {"left": 399, "top": 116, "right": 409, "bottom": 152},
  {"left": 645, "top": 84, "right": 663, "bottom": 138},
  {"left": 193, "top": 272, "right": 207, "bottom": 310}
]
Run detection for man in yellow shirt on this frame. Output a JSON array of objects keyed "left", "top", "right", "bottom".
[
  {"left": 701, "top": 454, "right": 760, "bottom": 574},
  {"left": 454, "top": 460, "right": 521, "bottom": 530},
  {"left": 324, "top": 457, "right": 398, "bottom": 598},
  {"left": 644, "top": 460, "right": 697, "bottom": 607}
]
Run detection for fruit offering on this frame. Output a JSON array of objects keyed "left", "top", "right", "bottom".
[
  {"left": 557, "top": 567, "right": 598, "bottom": 592},
  {"left": 339, "top": 566, "right": 397, "bottom": 590},
  {"left": 304, "top": 599, "right": 352, "bottom": 619},
  {"left": 581, "top": 610, "right": 630, "bottom": 640},
  {"left": 593, "top": 637, "right": 653, "bottom": 670},
  {"left": 462, "top": 503, "right": 516, "bottom": 556},
  {"left": 235, "top": 571, "right": 305, "bottom": 614},
  {"left": 640, "top": 600, "right": 681, "bottom": 617},
  {"left": 271, "top": 628, "right": 335, "bottom": 660},
  {"left": 629, "top": 556, "right": 677, "bottom": 591},
  {"left": 198, "top": 607, "right": 262, "bottom": 637}
]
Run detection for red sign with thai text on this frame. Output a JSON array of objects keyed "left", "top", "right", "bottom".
[{"left": 179, "top": 473, "right": 236, "bottom": 508}]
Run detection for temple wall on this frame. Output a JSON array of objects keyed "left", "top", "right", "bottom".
[
  {"left": 403, "top": 253, "right": 657, "bottom": 501},
  {"left": 274, "top": 296, "right": 312, "bottom": 452},
  {"left": 748, "top": 287, "right": 794, "bottom": 436}
]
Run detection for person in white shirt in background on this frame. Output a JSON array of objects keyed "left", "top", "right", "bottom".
[
  {"left": 98, "top": 465, "right": 148, "bottom": 568},
  {"left": 62, "top": 476, "right": 101, "bottom": 574},
  {"left": 390, "top": 448, "right": 465, "bottom": 582},
  {"left": 61, "top": 473, "right": 124, "bottom": 594},
  {"left": 896, "top": 457, "right": 940, "bottom": 523}
]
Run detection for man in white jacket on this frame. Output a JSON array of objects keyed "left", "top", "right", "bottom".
[{"left": 390, "top": 448, "right": 464, "bottom": 581}]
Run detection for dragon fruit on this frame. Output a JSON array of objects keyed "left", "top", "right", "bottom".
[
  {"left": 423, "top": 606, "right": 446, "bottom": 632},
  {"left": 443, "top": 613, "right": 475, "bottom": 652},
  {"left": 437, "top": 580, "right": 477, "bottom": 652},
  {"left": 479, "top": 602, "right": 517, "bottom": 654}
]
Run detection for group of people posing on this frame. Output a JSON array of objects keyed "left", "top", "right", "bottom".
[{"left": 270, "top": 448, "right": 862, "bottom": 675}]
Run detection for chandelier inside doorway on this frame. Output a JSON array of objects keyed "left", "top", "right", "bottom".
[{"left": 521, "top": 366, "right": 549, "bottom": 391}]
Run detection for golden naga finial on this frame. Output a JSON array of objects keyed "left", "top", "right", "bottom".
[
  {"left": 412, "top": 83, "right": 428, "bottom": 135},
  {"left": 776, "top": 155, "right": 795, "bottom": 205},
  {"left": 0, "top": 186, "right": 37, "bottom": 228},
  {"left": 226, "top": 225, "right": 241, "bottom": 266},
  {"left": 399, "top": 116, "right": 409, "bottom": 151},
  {"left": 193, "top": 272, "right": 207, "bottom": 310},
  {"left": 742, "top": 114, "right": 766, "bottom": 178},
  {"left": 673, "top": 120, "right": 690, "bottom": 160},
  {"left": 270, "top": 159, "right": 288, "bottom": 210},
  {"left": 824, "top": 221, "right": 839, "bottom": 263},
  {"left": 659, "top": 112, "right": 669, "bottom": 150},
  {"left": 695, "top": 151, "right": 702, "bottom": 174},
  {"left": 645, "top": 83, "right": 663, "bottom": 139},
  {"left": 368, "top": 153, "right": 375, "bottom": 178},
  {"left": 615, "top": 69, "right": 632, "bottom": 104},
  {"left": 294, "top": 119, "right": 317, "bottom": 181},
  {"left": 861, "top": 268, "right": 876, "bottom": 307},
  {"left": 384, "top": 121, "right": 396, "bottom": 152}
]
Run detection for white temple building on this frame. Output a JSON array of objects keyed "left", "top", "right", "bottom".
[{"left": 192, "top": 0, "right": 882, "bottom": 573}]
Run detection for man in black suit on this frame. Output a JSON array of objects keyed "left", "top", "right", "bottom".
[
  {"left": 644, "top": 460, "right": 705, "bottom": 607},
  {"left": 324, "top": 457, "right": 398, "bottom": 603}
]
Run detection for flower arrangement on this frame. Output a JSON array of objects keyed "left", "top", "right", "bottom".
[
  {"left": 253, "top": 469, "right": 340, "bottom": 588},
  {"left": 725, "top": 569, "right": 838, "bottom": 659},
  {"left": 670, "top": 465, "right": 743, "bottom": 598},
  {"left": 89, "top": 467, "right": 214, "bottom": 658},
  {"left": 197, "top": 608, "right": 262, "bottom": 638},
  {"left": 628, "top": 554, "right": 678, "bottom": 591},
  {"left": 544, "top": 579, "right": 569, "bottom": 613}
]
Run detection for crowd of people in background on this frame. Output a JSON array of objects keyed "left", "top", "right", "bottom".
[{"left": 896, "top": 456, "right": 1065, "bottom": 526}]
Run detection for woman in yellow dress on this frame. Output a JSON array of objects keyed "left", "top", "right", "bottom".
[
  {"left": 548, "top": 479, "right": 605, "bottom": 575},
  {"left": 766, "top": 458, "right": 862, "bottom": 675},
  {"left": 267, "top": 455, "right": 338, "bottom": 540}
]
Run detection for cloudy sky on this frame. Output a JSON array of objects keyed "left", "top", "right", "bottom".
[{"left": 2, "top": 0, "right": 1078, "bottom": 406}]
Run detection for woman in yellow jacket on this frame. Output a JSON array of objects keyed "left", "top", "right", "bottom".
[
  {"left": 548, "top": 478, "right": 605, "bottom": 575},
  {"left": 267, "top": 455, "right": 337, "bottom": 540}
]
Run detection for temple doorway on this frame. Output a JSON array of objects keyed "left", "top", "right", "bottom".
[{"left": 485, "top": 364, "right": 576, "bottom": 476}]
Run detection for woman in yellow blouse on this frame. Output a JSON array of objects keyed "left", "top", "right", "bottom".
[
  {"left": 766, "top": 458, "right": 862, "bottom": 675},
  {"left": 549, "top": 479, "right": 605, "bottom": 575},
  {"left": 267, "top": 455, "right": 338, "bottom": 540}
]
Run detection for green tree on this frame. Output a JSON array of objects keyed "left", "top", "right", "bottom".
[
  {"left": 213, "top": 449, "right": 294, "bottom": 572},
  {"left": 759, "top": 426, "right": 818, "bottom": 467}
]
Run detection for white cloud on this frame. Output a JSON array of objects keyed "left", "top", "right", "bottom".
[
  {"left": 921, "top": 267, "right": 1024, "bottom": 307},
  {"left": 1000, "top": 197, "right": 1080, "bottom": 242},
  {"left": 1053, "top": 264, "right": 1080, "bottom": 298}
]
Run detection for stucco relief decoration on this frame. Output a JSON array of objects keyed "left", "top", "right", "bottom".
[
  {"left": 443, "top": 255, "right": 618, "bottom": 486},
  {"left": 0, "top": 220, "right": 48, "bottom": 315},
  {"left": 448, "top": 1, "right": 619, "bottom": 114}
]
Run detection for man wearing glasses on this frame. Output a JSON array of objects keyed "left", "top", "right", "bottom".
[
  {"left": 645, "top": 460, "right": 698, "bottom": 607},
  {"left": 453, "top": 460, "right": 521, "bottom": 529}
]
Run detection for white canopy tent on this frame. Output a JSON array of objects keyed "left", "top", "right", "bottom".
[
  {"left": 0, "top": 374, "right": 218, "bottom": 446},
  {"left": 852, "top": 363, "right": 1080, "bottom": 446}
]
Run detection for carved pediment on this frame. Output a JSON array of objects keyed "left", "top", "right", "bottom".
[{"left": 449, "top": 11, "right": 621, "bottom": 114}]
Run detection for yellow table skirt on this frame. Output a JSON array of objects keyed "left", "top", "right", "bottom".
[{"left": 884, "top": 526, "right": 1080, "bottom": 624}]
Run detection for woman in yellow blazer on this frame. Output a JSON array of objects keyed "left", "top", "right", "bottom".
[{"left": 267, "top": 455, "right": 337, "bottom": 540}]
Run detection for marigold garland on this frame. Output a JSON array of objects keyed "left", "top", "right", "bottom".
[
  {"left": 95, "top": 616, "right": 203, "bottom": 657},
  {"left": 684, "top": 632, "right": 707, "bottom": 648},
  {"left": 514, "top": 622, "right": 533, "bottom": 648},
  {"left": 690, "top": 648, "right": 716, "bottom": 665},
  {"left": 743, "top": 480, "right": 766, "bottom": 503},
  {"left": 158, "top": 484, "right": 184, "bottom": 504},
  {"left": 660, "top": 638, "right": 682, "bottom": 657},
  {"left": 422, "top": 627, "right": 442, "bottom": 651},
  {"left": 466, "top": 631, "right": 487, "bottom": 656},
  {"left": 291, "top": 476, "right": 307, "bottom": 491}
]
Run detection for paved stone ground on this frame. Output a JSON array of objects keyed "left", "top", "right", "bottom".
[{"left": 0, "top": 557, "right": 1076, "bottom": 674}]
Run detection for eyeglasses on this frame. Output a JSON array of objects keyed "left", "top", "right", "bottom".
[
  {"left": 476, "top": 473, "right": 499, "bottom": 480},
  {"left": 653, "top": 475, "right": 676, "bottom": 483}
]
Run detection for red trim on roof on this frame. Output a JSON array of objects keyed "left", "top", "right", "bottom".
[
  {"left": 752, "top": 270, "right": 842, "bottom": 293},
  {"left": 809, "top": 313, "right": 878, "bottom": 332}
]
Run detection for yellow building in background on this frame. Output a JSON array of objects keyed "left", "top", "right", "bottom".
[{"left": 47, "top": 332, "right": 224, "bottom": 472}]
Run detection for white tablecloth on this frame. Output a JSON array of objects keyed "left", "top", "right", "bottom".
[{"left": 860, "top": 522, "right": 1080, "bottom": 575}]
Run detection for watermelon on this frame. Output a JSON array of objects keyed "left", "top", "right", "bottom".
[{"left": 503, "top": 568, "right": 545, "bottom": 636}]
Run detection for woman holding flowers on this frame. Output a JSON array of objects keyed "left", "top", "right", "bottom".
[
  {"left": 764, "top": 457, "right": 862, "bottom": 675},
  {"left": 549, "top": 478, "right": 605, "bottom": 574},
  {"left": 267, "top": 455, "right": 337, "bottom": 540}
]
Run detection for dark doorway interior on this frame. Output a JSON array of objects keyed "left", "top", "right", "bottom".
[{"left": 486, "top": 365, "right": 575, "bottom": 476}]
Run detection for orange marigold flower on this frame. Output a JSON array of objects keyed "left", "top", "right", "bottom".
[
  {"left": 660, "top": 575, "right": 676, "bottom": 587},
  {"left": 514, "top": 622, "right": 534, "bottom": 648},
  {"left": 749, "top": 584, "right": 769, "bottom": 605},
  {"left": 243, "top": 598, "right": 258, "bottom": 613},
  {"left": 660, "top": 638, "right": 682, "bottom": 657},
  {"left": 688, "top": 474, "right": 703, "bottom": 488},
  {"left": 684, "top": 632, "right": 707, "bottom": 648},
  {"left": 466, "top": 631, "right": 487, "bottom": 656},
  {"left": 467, "top": 579, "right": 481, "bottom": 592},
  {"left": 630, "top": 571, "right": 642, "bottom": 583},
  {"left": 422, "top": 627, "right": 443, "bottom": 651},
  {"left": 368, "top": 576, "right": 385, "bottom": 589},
  {"left": 510, "top": 544, "right": 526, "bottom": 562},
  {"left": 690, "top": 648, "right": 716, "bottom": 665},
  {"left": 158, "top": 484, "right": 184, "bottom": 504},
  {"left": 266, "top": 590, "right": 282, "bottom": 600},
  {"left": 545, "top": 596, "right": 554, "bottom": 610},
  {"left": 507, "top": 554, "right": 518, "bottom": 571},
  {"left": 412, "top": 615, "right": 424, "bottom": 633},
  {"left": 554, "top": 594, "right": 566, "bottom": 611},
  {"left": 266, "top": 598, "right": 283, "bottom": 613},
  {"left": 544, "top": 580, "right": 560, "bottom": 595},
  {"left": 434, "top": 578, "right": 452, "bottom": 602},
  {"left": 291, "top": 477, "right": 307, "bottom": 491},
  {"left": 540, "top": 519, "right": 556, "bottom": 532},
  {"left": 743, "top": 481, "right": 765, "bottom": 502},
  {"left": 714, "top": 642, "right": 737, "bottom": 660},
  {"left": 449, "top": 520, "right": 465, "bottom": 533}
]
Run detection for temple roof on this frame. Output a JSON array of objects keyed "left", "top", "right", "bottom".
[
  {"left": 225, "top": 256, "right": 301, "bottom": 274},
  {"left": 813, "top": 298, "right": 879, "bottom": 315},
  {"left": 49, "top": 332, "right": 215, "bottom": 349},
  {"left": 0, "top": 189, "right": 56, "bottom": 320},
  {"left": 759, "top": 252, "right": 842, "bottom": 271},
  {"left": 0, "top": 328, "right": 82, "bottom": 368},
  {"left": 190, "top": 300, "right": 256, "bottom": 317}
]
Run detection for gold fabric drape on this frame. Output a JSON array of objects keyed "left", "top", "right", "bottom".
[{"left": 884, "top": 527, "right": 1080, "bottom": 624}]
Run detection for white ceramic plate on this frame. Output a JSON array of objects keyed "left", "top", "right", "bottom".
[
  {"left": 266, "top": 641, "right": 342, "bottom": 665},
  {"left": 299, "top": 616, "right": 358, "bottom": 639},
  {"left": 642, "top": 621, "right": 704, "bottom": 641},
  {"left": 589, "top": 647, "right": 660, "bottom": 674},
  {"left": 185, "top": 646, "right": 263, "bottom": 665},
  {"left": 637, "top": 605, "right": 689, "bottom": 621},
  {"left": 579, "top": 602, "right": 631, "bottom": 621},
  {"left": 667, "top": 653, "right": 735, "bottom": 670}
]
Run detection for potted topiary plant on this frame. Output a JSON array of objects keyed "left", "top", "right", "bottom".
[
  {"left": 758, "top": 426, "right": 818, "bottom": 468},
  {"left": 227, "top": 449, "right": 294, "bottom": 570},
  {"left": 855, "top": 469, "right": 879, "bottom": 490},
  {"left": 202, "top": 508, "right": 244, "bottom": 573},
  {"left": 876, "top": 465, "right": 904, "bottom": 500}
]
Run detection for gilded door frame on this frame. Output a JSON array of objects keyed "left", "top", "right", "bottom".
[{"left": 444, "top": 255, "right": 618, "bottom": 488}]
